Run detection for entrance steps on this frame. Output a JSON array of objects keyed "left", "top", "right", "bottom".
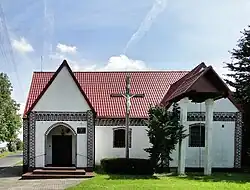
[{"left": 22, "top": 167, "right": 94, "bottom": 179}]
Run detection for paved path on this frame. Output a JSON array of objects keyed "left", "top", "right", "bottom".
[
  {"left": 0, "top": 152, "right": 22, "bottom": 168},
  {"left": 0, "top": 153, "right": 86, "bottom": 190},
  {"left": 0, "top": 177, "right": 83, "bottom": 190}
]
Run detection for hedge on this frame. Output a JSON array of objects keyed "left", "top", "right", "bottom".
[{"left": 100, "top": 158, "right": 154, "bottom": 175}]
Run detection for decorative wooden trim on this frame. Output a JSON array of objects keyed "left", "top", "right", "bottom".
[
  {"left": 35, "top": 111, "right": 87, "bottom": 121},
  {"left": 187, "top": 112, "right": 236, "bottom": 121},
  {"left": 234, "top": 112, "right": 242, "bottom": 168},
  {"left": 87, "top": 110, "right": 95, "bottom": 168},
  {"left": 95, "top": 118, "right": 146, "bottom": 126}
]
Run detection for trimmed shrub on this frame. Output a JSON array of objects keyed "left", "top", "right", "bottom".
[{"left": 100, "top": 158, "right": 154, "bottom": 175}]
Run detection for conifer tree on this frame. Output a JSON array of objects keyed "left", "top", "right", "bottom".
[
  {"left": 145, "top": 103, "right": 187, "bottom": 172},
  {"left": 225, "top": 25, "right": 250, "bottom": 166}
]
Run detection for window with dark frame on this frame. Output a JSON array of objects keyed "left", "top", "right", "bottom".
[
  {"left": 113, "top": 128, "right": 132, "bottom": 148},
  {"left": 189, "top": 123, "right": 205, "bottom": 147}
]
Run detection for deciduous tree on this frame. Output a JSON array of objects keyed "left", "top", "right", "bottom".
[{"left": 0, "top": 73, "right": 21, "bottom": 145}]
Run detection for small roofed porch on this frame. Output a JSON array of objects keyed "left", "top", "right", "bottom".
[{"left": 161, "top": 63, "right": 235, "bottom": 175}]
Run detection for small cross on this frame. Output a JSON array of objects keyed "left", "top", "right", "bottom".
[{"left": 110, "top": 75, "right": 145, "bottom": 159}]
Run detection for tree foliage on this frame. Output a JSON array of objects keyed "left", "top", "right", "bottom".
[
  {"left": 144, "top": 103, "right": 188, "bottom": 172},
  {"left": 225, "top": 26, "right": 250, "bottom": 104},
  {"left": 225, "top": 25, "right": 250, "bottom": 166},
  {"left": 0, "top": 73, "right": 21, "bottom": 143}
]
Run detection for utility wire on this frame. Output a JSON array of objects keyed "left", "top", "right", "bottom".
[{"left": 0, "top": 3, "right": 25, "bottom": 100}]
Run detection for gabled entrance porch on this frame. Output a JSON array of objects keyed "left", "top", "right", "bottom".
[{"left": 161, "top": 63, "right": 242, "bottom": 175}]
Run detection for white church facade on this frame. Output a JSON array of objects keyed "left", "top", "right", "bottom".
[{"left": 22, "top": 60, "right": 242, "bottom": 174}]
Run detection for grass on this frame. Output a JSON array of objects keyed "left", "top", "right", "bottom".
[
  {"left": 0, "top": 150, "right": 22, "bottom": 159},
  {"left": 67, "top": 173, "right": 250, "bottom": 190},
  {"left": 14, "top": 160, "right": 23, "bottom": 166},
  {"left": 0, "top": 151, "right": 15, "bottom": 158}
]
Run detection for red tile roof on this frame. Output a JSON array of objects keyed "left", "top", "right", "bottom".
[
  {"left": 24, "top": 69, "right": 188, "bottom": 118},
  {"left": 161, "top": 63, "right": 206, "bottom": 104}
]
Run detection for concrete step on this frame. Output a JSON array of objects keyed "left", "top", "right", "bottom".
[
  {"left": 43, "top": 166, "right": 76, "bottom": 170},
  {"left": 33, "top": 169, "right": 86, "bottom": 175},
  {"left": 21, "top": 172, "right": 94, "bottom": 180}
]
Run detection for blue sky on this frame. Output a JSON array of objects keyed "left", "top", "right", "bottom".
[{"left": 1, "top": 0, "right": 250, "bottom": 114}]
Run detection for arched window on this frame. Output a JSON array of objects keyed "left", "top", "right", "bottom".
[
  {"left": 113, "top": 128, "right": 132, "bottom": 148},
  {"left": 189, "top": 123, "right": 205, "bottom": 147}
]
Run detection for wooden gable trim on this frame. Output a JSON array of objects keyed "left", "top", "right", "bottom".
[
  {"left": 161, "top": 64, "right": 242, "bottom": 112},
  {"left": 25, "top": 60, "right": 96, "bottom": 115},
  {"left": 161, "top": 62, "right": 207, "bottom": 105}
]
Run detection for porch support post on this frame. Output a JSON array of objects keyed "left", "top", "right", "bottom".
[
  {"left": 204, "top": 98, "right": 214, "bottom": 175},
  {"left": 178, "top": 97, "right": 189, "bottom": 175}
]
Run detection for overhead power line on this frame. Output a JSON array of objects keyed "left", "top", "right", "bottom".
[{"left": 0, "top": 3, "right": 25, "bottom": 99}]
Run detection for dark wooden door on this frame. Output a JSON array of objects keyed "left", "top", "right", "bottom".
[{"left": 52, "top": 135, "right": 72, "bottom": 166}]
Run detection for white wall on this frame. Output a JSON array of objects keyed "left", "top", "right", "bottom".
[
  {"left": 169, "top": 121, "right": 235, "bottom": 168},
  {"left": 95, "top": 98, "right": 238, "bottom": 168},
  {"left": 33, "top": 66, "right": 90, "bottom": 112},
  {"left": 95, "top": 126, "right": 149, "bottom": 164},
  {"left": 35, "top": 121, "right": 87, "bottom": 168},
  {"left": 187, "top": 98, "right": 238, "bottom": 112},
  {"left": 168, "top": 98, "right": 238, "bottom": 113}
]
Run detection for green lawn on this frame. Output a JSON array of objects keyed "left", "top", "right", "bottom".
[
  {"left": 14, "top": 160, "right": 23, "bottom": 166},
  {"left": 0, "top": 150, "right": 22, "bottom": 159},
  {"left": 0, "top": 151, "right": 15, "bottom": 158},
  {"left": 68, "top": 173, "right": 250, "bottom": 190}
]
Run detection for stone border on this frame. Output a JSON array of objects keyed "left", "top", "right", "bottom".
[
  {"left": 26, "top": 111, "right": 91, "bottom": 171},
  {"left": 234, "top": 112, "right": 243, "bottom": 168},
  {"left": 22, "top": 118, "right": 28, "bottom": 172},
  {"left": 29, "top": 112, "right": 36, "bottom": 168},
  {"left": 87, "top": 110, "right": 95, "bottom": 168}
]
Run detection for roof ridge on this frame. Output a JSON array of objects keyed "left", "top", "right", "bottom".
[{"left": 33, "top": 70, "right": 189, "bottom": 73}]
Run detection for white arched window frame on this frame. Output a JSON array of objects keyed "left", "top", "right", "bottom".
[
  {"left": 113, "top": 127, "right": 132, "bottom": 148},
  {"left": 189, "top": 123, "right": 205, "bottom": 147}
]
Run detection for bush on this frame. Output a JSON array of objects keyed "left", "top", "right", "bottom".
[
  {"left": 15, "top": 139, "right": 23, "bottom": 150},
  {"left": 100, "top": 158, "right": 154, "bottom": 175},
  {"left": 7, "top": 142, "right": 16, "bottom": 152}
]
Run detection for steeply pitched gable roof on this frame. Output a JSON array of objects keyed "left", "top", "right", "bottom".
[{"left": 24, "top": 60, "right": 96, "bottom": 115}]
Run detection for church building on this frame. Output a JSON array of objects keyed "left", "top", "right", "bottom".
[{"left": 22, "top": 60, "right": 242, "bottom": 176}]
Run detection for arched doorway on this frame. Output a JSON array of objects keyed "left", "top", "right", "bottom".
[{"left": 45, "top": 123, "right": 77, "bottom": 167}]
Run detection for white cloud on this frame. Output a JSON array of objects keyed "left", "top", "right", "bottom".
[
  {"left": 100, "top": 55, "right": 148, "bottom": 71},
  {"left": 74, "top": 55, "right": 149, "bottom": 71},
  {"left": 12, "top": 37, "right": 34, "bottom": 53},
  {"left": 50, "top": 51, "right": 149, "bottom": 72},
  {"left": 56, "top": 43, "right": 77, "bottom": 54}
]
